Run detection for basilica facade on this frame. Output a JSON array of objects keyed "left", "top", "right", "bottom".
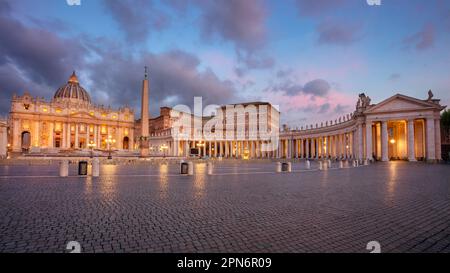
[{"left": 7, "top": 72, "right": 135, "bottom": 155}]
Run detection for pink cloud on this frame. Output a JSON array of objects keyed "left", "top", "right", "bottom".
[{"left": 262, "top": 89, "right": 355, "bottom": 126}]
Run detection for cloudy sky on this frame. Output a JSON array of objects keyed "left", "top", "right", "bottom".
[{"left": 0, "top": 0, "right": 449, "bottom": 126}]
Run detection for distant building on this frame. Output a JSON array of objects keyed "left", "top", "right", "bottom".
[
  {"left": 0, "top": 118, "right": 7, "bottom": 158},
  {"left": 135, "top": 102, "right": 280, "bottom": 158}
]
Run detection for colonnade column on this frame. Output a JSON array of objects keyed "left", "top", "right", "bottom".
[
  {"left": 298, "top": 138, "right": 304, "bottom": 159},
  {"left": 381, "top": 121, "right": 389, "bottom": 161},
  {"left": 305, "top": 139, "right": 309, "bottom": 159},
  {"left": 357, "top": 124, "right": 363, "bottom": 160},
  {"left": 366, "top": 121, "right": 373, "bottom": 161},
  {"left": 315, "top": 138, "right": 319, "bottom": 159},
  {"left": 426, "top": 118, "right": 436, "bottom": 161},
  {"left": 435, "top": 119, "right": 441, "bottom": 160},
  {"left": 407, "top": 119, "right": 416, "bottom": 161}
]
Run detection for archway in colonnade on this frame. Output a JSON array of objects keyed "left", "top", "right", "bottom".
[
  {"left": 371, "top": 119, "right": 426, "bottom": 161},
  {"left": 123, "top": 136, "right": 129, "bottom": 150}
]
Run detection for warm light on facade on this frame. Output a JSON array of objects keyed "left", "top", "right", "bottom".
[
  {"left": 160, "top": 144, "right": 168, "bottom": 151},
  {"left": 390, "top": 139, "right": 396, "bottom": 144},
  {"left": 196, "top": 142, "right": 205, "bottom": 147},
  {"left": 87, "top": 140, "right": 96, "bottom": 149},
  {"left": 42, "top": 107, "right": 48, "bottom": 112},
  {"left": 55, "top": 123, "right": 62, "bottom": 132}
]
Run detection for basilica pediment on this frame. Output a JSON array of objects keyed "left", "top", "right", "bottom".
[{"left": 364, "top": 94, "right": 444, "bottom": 114}]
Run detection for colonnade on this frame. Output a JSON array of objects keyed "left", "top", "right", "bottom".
[
  {"left": 279, "top": 132, "right": 355, "bottom": 160},
  {"left": 169, "top": 117, "right": 441, "bottom": 162}
]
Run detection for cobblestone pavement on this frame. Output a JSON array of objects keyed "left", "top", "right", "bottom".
[{"left": 0, "top": 160, "right": 449, "bottom": 253}]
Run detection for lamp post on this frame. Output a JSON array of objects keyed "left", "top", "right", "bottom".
[
  {"left": 160, "top": 144, "right": 168, "bottom": 158},
  {"left": 106, "top": 135, "right": 116, "bottom": 159},
  {"left": 196, "top": 141, "right": 205, "bottom": 158},
  {"left": 87, "top": 140, "right": 96, "bottom": 158}
]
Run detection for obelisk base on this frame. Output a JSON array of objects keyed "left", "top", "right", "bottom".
[{"left": 140, "top": 149, "right": 149, "bottom": 157}]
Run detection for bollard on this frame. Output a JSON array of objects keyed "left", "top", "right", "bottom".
[
  {"left": 92, "top": 158, "right": 100, "bottom": 177},
  {"left": 306, "top": 160, "right": 311, "bottom": 169},
  {"left": 78, "top": 161, "right": 88, "bottom": 176},
  {"left": 323, "top": 161, "right": 328, "bottom": 170},
  {"left": 287, "top": 162, "right": 292, "bottom": 172},
  {"left": 339, "top": 160, "right": 344, "bottom": 168},
  {"left": 328, "top": 159, "right": 332, "bottom": 168},
  {"left": 187, "top": 161, "right": 194, "bottom": 175},
  {"left": 319, "top": 161, "right": 323, "bottom": 170},
  {"left": 364, "top": 159, "right": 369, "bottom": 166},
  {"left": 180, "top": 161, "right": 189, "bottom": 175},
  {"left": 60, "top": 160, "right": 69, "bottom": 177},
  {"left": 352, "top": 160, "right": 356, "bottom": 167},
  {"left": 276, "top": 162, "right": 282, "bottom": 173},
  {"left": 207, "top": 162, "right": 213, "bottom": 175}
]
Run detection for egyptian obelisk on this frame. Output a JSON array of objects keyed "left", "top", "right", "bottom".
[{"left": 140, "top": 66, "right": 150, "bottom": 157}]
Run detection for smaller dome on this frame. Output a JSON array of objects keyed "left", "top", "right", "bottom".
[{"left": 54, "top": 71, "right": 91, "bottom": 103}]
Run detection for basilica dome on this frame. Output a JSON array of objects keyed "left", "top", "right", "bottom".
[{"left": 53, "top": 71, "right": 91, "bottom": 103}]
